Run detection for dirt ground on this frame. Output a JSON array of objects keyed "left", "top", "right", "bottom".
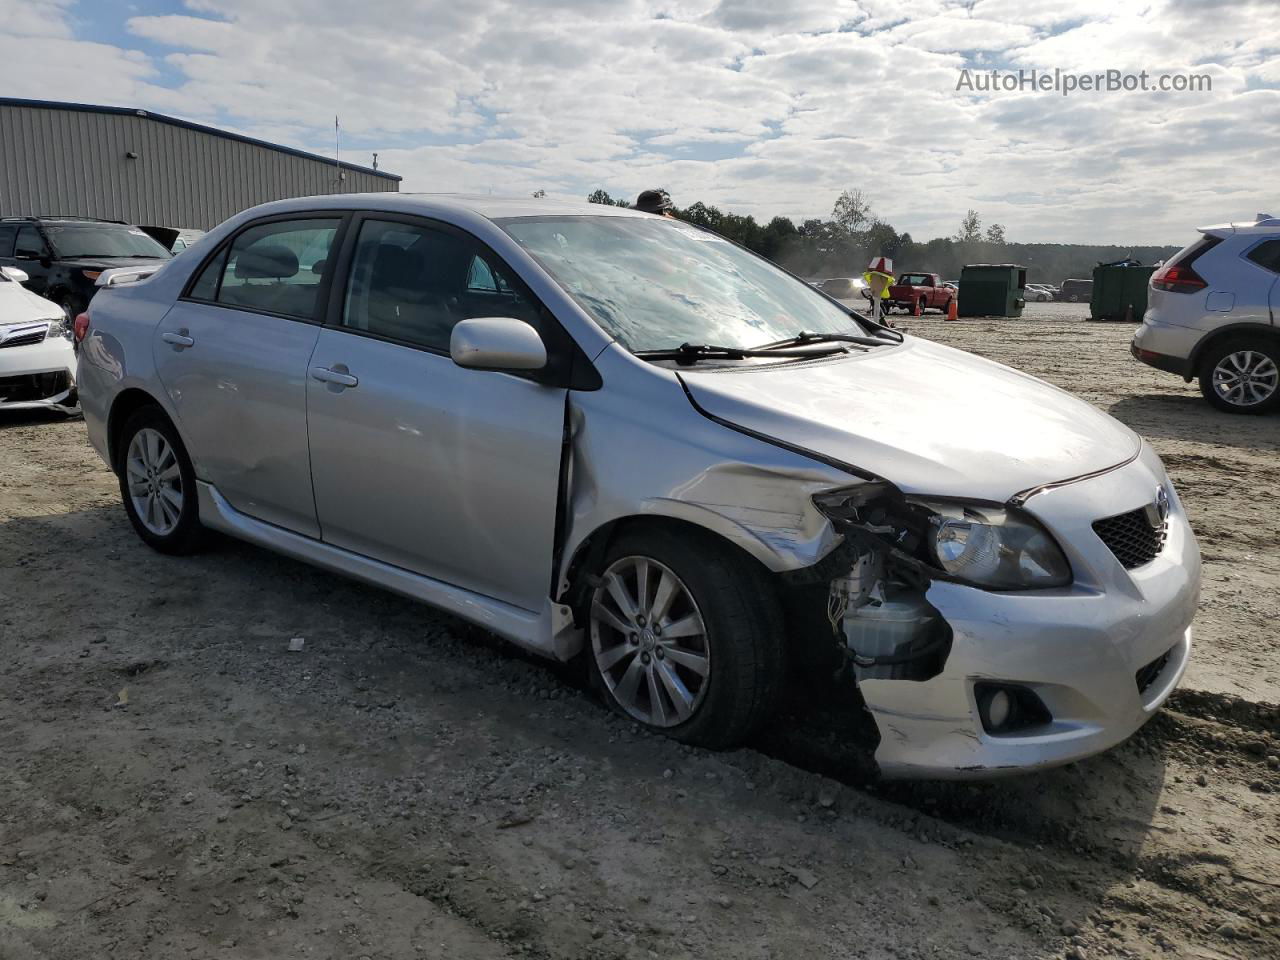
[{"left": 2, "top": 305, "right": 1278, "bottom": 960}]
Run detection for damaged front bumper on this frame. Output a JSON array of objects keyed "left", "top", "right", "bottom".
[
  {"left": 835, "top": 447, "right": 1200, "bottom": 779},
  {"left": 0, "top": 326, "right": 79, "bottom": 413}
]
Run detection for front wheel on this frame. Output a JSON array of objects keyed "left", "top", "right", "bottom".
[
  {"left": 1198, "top": 339, "right": 1280, "bottom": 414},
  {"left": 117, "top": 407, "right": 205, "bottom": 553},
  {"left": 586, "top": 527, "right": 784, "bottom": 748}
]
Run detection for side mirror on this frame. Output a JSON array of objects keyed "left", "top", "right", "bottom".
[
  {"left": 1, "top": 266, "right": 29, "bottom": 284},
  {"left": 450, "top": 317, "right": 547, "bottom": 372}
]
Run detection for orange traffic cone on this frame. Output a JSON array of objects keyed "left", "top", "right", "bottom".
[
  {"left": 913, "top": 298, "right": 922, "bottom": 317},
  {"left": 946, "top": 299, "right": 958, "bottom": 322}
]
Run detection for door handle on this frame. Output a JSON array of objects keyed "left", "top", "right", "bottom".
[
  {"left": 161, "top": 331, "right": 195, "bottom": 349},
  {"left": 310, "top": 366, "right": 358, "bottom": 388}
]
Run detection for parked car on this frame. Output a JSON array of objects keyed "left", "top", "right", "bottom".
[
  {"left": 140, "top": 226, "right": 207, "bottom": 254},
  {"left": 0, "top": 216, "right": 172, "bottom": 318},
  {"left": 816, "top": 277, "right": 867, "bottom": 300},
  {"left": 1132, "top": 214, "right": 1280, "bottom": 413},
  {"left": 886, "top": 272, "right": 953, "bottom": 314},
  {"left": 1059, "top": 278, "right": 1093, "bottom": 302},
  {"left": 1026, "top": 283, "right": 1054, "bottom": 302},
  {"left": 0, "top": 265, "right": 77, "bottom": 412},
  {"left": 77, "top": 195, "right": 1199, "bottom": 778}
]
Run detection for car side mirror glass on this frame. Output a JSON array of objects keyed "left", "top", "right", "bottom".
[
  {"left": 450, "top": 317, "right": 547, "bottom": 372},
  {"left": 0, "top": 266, "right": 29, "bottom": 283}
]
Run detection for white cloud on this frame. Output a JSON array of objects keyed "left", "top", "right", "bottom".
[{"left": 0, "top": 0, "right": 1276, "bottom": 244}]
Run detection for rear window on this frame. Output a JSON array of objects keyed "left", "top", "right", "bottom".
[
  {"left": 1245, "top": 238, "right": 1280, "bottom": 274},
  {"left": 1167, "top": 234, "right": 1222, "bottom": 269}
]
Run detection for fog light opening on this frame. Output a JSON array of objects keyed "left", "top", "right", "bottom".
[
  {"left": 985, "top": 689, "right": 1012, "bottom": 729},
  {"left": 976, "top": 682, "right": 1051, "bottom": 735}
]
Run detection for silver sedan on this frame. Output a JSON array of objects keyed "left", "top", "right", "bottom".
[{"left": 77, "top": 194, "right": 1199, "bottom": 778}]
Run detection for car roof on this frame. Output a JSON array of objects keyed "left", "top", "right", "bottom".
[
  {"left": 241, "top": 192, "right": 657, "bottom": 222},
  {"left": 0, "top": 216, "right": 127, "bottom": 225}
]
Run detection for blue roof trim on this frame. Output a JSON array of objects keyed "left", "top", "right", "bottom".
[{"left": 0, "top": 97, "right": 401, "bottom": 182}]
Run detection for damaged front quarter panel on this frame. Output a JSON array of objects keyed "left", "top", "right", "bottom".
[{"left": 553, "top": 364, "right": 876, "bottom": 657}]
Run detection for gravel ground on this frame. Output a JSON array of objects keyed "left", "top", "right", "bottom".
[{"left": 1, "top": 305, "right": 1278, "bottom": 960}]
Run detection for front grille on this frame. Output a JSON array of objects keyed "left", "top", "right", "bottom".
[
  {"left": 1093, "top": 506, "right": 1167, "bottom": 569},
  {"left": 0, "top": 325, "right": 48, "bottom": 349},
  {"left": 1136, "top": 648, "right": 1172, "bottom": 695}
]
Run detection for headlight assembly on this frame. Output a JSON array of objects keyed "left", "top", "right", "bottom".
[
  {"left": 812, "top": 486, "right": 1072, "bottom": 590},
  {"left": 921, "top": 501, "right": 1070, "bottom": 590}
]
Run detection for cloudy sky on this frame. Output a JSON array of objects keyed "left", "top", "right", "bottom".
[{"left": 2, "top": 0, "right": 1277, "bottom": 243}]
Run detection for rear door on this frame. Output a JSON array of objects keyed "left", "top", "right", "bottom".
[
  {"left": 305, "top": 213, "right": 567, "bottom": 611},
  {"left": 153, "top": 214, "right": 345, "bottom": 537},
  {"left": 1244, "top": 237, "right": 1280, "bottom": 322}
]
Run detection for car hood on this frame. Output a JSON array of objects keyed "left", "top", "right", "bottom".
[
  {"left": 679, "top": 336, "right": 1141, "bottom": 502},
  {"left": 0, "top": 281, "right": 62, "bottom": 323},
  {"left": 57, "top": 256, "right": 170, "bottom": 270}
]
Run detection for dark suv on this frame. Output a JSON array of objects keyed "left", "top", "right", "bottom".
[{"left": 0, "top": 216, "right": 172, "bottom": 317}]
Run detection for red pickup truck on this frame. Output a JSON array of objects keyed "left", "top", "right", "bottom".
[{"left": 887, "top": 273, "right": 954, "bottom": 314}]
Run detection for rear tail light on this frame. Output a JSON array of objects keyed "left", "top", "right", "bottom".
[
  {"left": 1150, "top": 263, "right": 1207, "bottom": 293},
  {"left": 1151, "top": 234, "right": 1222, "bottom": 294},
  {"left": 81, "top": 270, "right": 102, "bottom": 281},
  {"left": 73, "top": 311, "right": 90, "bottom": 343}
]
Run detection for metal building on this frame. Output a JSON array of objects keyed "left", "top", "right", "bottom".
[{"left": 0, "top": 98, "right": 400, "bottom": 231}]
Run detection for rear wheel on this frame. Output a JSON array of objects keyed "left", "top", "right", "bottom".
[
  {"left": 1199, "top": 339, "right": 1280, "bottom": 414},
  {"left": 117, "top": 407, "right": 205, "bottom": 553},
  {"left": 586, "top": 527, "right": 783, "bottom": 748}
]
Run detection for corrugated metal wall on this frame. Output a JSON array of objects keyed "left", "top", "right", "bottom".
[{"left": 0, "top": 103, "right": 399, "bottom": 230}]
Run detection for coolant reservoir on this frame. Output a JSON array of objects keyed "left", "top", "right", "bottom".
[{"left": 843, "top": 591, "right": 936, "bottom": 682}]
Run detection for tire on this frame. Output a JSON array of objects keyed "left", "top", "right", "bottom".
[
  {"left": 1068, "top": 294, "right": 1080, "bottom": 303},
  {"left": 116, "top": 406, "right": 205, "bottom": 553},
  {"left": 1197, "top": 338, "right": 1280, "bottom": 414},
  {"left": 585, "top": 526, "right": 784, "bottom": 748},
  {"left": 941, "top": 297, "right": 953, "bottom": 315}
]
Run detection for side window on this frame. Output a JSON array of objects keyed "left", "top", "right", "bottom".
[
  {"left": 15, "top": 226, "right": 46, "bottom": 259},
  {"left": 0, "top": 225, "right": 16, "bottom": 258},
  {"left": 188, "top": 247, "right": 228, "bottom": 301},
  {"left": 467, "top": 255, "right": 498, "bottom": 292},
  {"left": 342, "top": 219, "right": 543, "bottom": 352},
  {"left": 1246, "top": 239, "right": 1280, "bottom": 274},
  {"left": 213, "top": 218, "right": 340, "bottom": 319}
]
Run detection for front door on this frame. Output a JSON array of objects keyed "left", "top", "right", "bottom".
[
  {"left": 153, "top": 215, "right": 345, "bottom": 538},
  {"left": 306, "top": 215, "right": 567, "bottom": 611}
]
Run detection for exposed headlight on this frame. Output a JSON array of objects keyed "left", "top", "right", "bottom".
[
  {"left": 921, "top": 501, "right": 1070, "bottom": 590},
  {"left": 48, "top": 315, "right": 74, "bottom": 340}
]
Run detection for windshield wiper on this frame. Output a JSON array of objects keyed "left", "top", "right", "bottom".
[
  {"left": 634, "top": 341, "right": 848, "bottom": 366},
  {"left": 761, "top": 330, "right": 900, "bottom": 350}
]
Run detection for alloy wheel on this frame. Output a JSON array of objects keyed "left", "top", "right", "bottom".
[
  {"left": 125, "top": 428, "right": 184, "bottom": 536},
  {"left": 1212, "top": 350, "right": 1278, "bottom": 407},
  {"left": 589, "top": 556, "right": 711, "bottom": 727}
]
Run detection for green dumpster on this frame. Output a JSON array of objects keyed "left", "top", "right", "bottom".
[
  {"left": 1090, "top": 260, "right": 1156, "bottom": 321},
  {"left": 958, "top": 263, "right": 1027, "bottom": 318}
]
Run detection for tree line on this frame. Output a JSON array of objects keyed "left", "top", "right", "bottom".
[{"left": 583, "top": 188, "right": 1180, "bottom": 285}]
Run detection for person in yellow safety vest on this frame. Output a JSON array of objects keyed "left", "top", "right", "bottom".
[{"left": 863, "top": 256, "right": 895, "bottom": 327}]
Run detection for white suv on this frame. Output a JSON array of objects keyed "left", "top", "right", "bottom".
[{"left": 1132, "top": 214, "right": 1280, "bottom": 413}]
